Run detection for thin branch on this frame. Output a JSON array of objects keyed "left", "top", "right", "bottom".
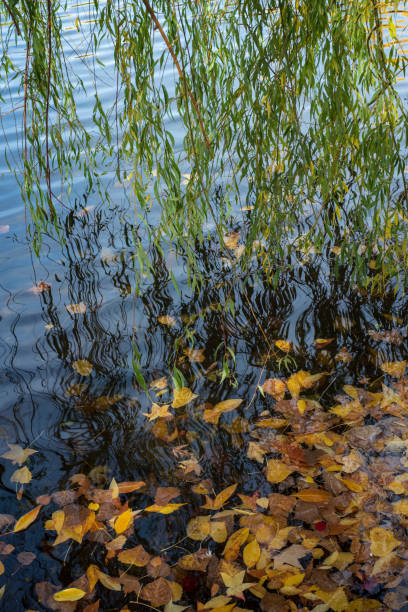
[
  {"left": 140, "top": 0, "right": 211, "bottom": 151},
  {"left": 2, "top": 0, "right": 21, "bottom": 36}
]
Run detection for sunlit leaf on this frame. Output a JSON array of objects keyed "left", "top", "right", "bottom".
[
  {"left": 275, "top": 339, "right": 291, "bottom": 353},
  {"left": 114, "top": 508, "right": 133, "bottom": 534}
]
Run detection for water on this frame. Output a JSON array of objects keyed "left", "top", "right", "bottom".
[{"left": 1, "top": 3, "right": 408, "bottom": 611}]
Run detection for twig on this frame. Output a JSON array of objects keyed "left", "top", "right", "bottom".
[
  {"left": 140, "top": 0, "right": 211, "bottom": 151},
  {"left": 2, "top": 0, "right": 21, "bottom": 36},
  {"left": 45, "top": 0, "right": 53, "bottom": 218}
]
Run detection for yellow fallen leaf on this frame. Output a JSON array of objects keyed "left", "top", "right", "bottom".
[
  {"left": 172, "top": 387, "right": 197, "bottom": 409},
  {"left": 243, "top": 539, "right": 260, "bottom": 568},
  {"left": 275, "top": 339, "right": 291, "bottom": 353},
  {"left": 393, "top": 499, "right": 408, "bottom": 516},
  {"left": 144, "top": 503, "right": 185, "bottom": 514},
  {"left": 143, "top": 403, "right": 172, "bottom": 421},
  {"left": 294, "top": 488, "right": 332, "bottom": 503},
  {"left": 223, "top": 527, "right": 249, "bottom": 561},
  {"left": 183, "top": 348, "right": 205, "bottom": 363},
  {"left": 340, "top": 478, "right": 363, "bottom": 492},
  {"left": 224, "top": 232, "right": 240, "bottom": 249},
  {"left": 187, "top": 516, "right": 211, "bottom": 540},
  {"left": 369, "top": 527, "right": 401, "bottom": 556},
  {"left": 1, "top": 444, "right": 37, "bottom": 465},
  {"left": 53, "top": 588, "right": 86, "bottom": 602},
  {"left": 14, "top": 506, "right": 41, "bottom": 533},
  {"left": 202, "top": 398, "right": 243, "bottom": 424},
  {"left": 266, "top": 460, "right": 293, "bottom": 483},
  {"left": 381, "top": 360, "right": 407, "bottom": 378},
  {"left": 201, "top": 483, "right": 237, "bottom": 510},
  {"left": 297, "top": 399, "right": 307, "bottom": 415},
  {"left": 261, "top": 378, "right": 286, "bottom": 400},
  {"left": 72, "top": 359, "right": 93, "bottom": 376},
  {"left": 10, "top": 466, "right": 32, "bottom": 484},
  {"left": 158, "top": 315, "right": 176, "bottom": 327},
  {"left": 114, "top": 508, "right": 133, "bottom": 534},
  {"left": 210, "top": 520, "right": 228, "bottom": 543}
]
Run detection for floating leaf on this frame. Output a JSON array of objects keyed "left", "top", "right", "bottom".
[
  {"left": 114, "top": 508, "right": 133, "bottom": 534},
  {"left": 11, "top": 466, "right": 32, "bottom": 484},
  {"left": 144, "top": 503, "right": 185, "bottom": 514},
  {"left": 72, "top": 359, "right": 93, "bottom": 376},
  {"left": 294, "top": 488, "right": 333, "bottom": 503},
  {"left": 143, "top": 403, "right": 172, "bottom": 421},
  {"left": 262, "top": 378, "right": 286, "bottom": 400},
  {"left": 187, "top": 516, "right": 211, "bottom": 541},
  {"left": 14, "top": 506, "right": 41, "bottom": 533},
  {"left": 202, "top": 398, "right": 243, "bottom": 424},
  {"left": 275, "top": 339, "right": 291, "bottom": 353},
  {"left": 172, "top": 387, "right": 197, "bottom": 408},
  {"left": 223, "top": 527, "right": 249, "bottom": 561},
  {"left": 266, "top": 460, "right": 293, "bottom": 484},
  {"left": 369, "top": 527, "right": 401, "bottom": 556},
  {"left": 118, "top": 545, "right": 151, "bottom": 566},
  {"left": 381, "top": 361, "right": 407, "bottom": 378},
  {"left": 158, "top": 315, "right": 176, "bottom": 327},
  {"left": 141, "top": 577, "right": 172, "bottom": 607},
  {"left": 66, "top": 302, "right": 86, "bottom": 315},
  {"left": 17, "top": 551, "right": 36, "bottom": 565},
  {"left": 117, "top": 481, "right": 145, "bottom": 494},
  {"left": 183, "top": 348, "right": 205, "bottom": 363},
  {"left": 1, "top": 444, "right": 37, "bottom": 466},
  {"left": 29, "top": 281, "right": 51, "bottom": 295},
  {"left": 243, "top": 539, "right": 260, "bottom": 568},
  {"left": 314, "top": 338, "right": 334, "bottom": 349},
  {"left": 202, "top": 483, "right": 237, "bottom": 510},
  {"left": 53, "top": 588, "right": 86, "bottom": 602},
  {"left": 150, "top": 376, "right": 168, "bottom": 390},
  {"left": 224, "top": 232, "right": 240, "bottom": 249}
]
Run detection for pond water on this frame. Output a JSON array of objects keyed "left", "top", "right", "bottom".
[{"left": 2, "top": 3, "right": 408, "bottom": 611}]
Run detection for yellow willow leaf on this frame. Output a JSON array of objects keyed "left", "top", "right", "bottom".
[
  {"left": 369, "top": 527, "right": 401, "bottom": 556},
  {"left": 10, "top": 466, "right": 32, "bottom": 484},
  {"left": 54, "top": 588, "right": 86, "bottom": 601},
  {"left": 275, "top": 339, "right": 291, "bottom": 353},
  {"left": 72, "top": 359, "right": 93, "bottom": 376},
  {"left": 14, "top": 506, "right": 41, "bottom": 533},
  {"left": 243, "top": 539, "right": 260, "bottom": 568},
  {"left": 172, "top": 387, "right": 197, "bottom": 409},
  {"left": 340, "top": 478, "right": 364, "bottom": 492},
  {"left": 381, "top": 360, "right": 407, "bottom": 378},
  {"left": 203, "top": 398, "right": 243, "bottom": 424},
  {"left": 144, "top": 503, "right": 185, "bottom": 514},
  {"left": 114, "top": 508, "right": 133, "bottom": 534},
  {"left": 266, "top": 460, "right": 293, "bottom": 483},
  {"left": 223, "top": 528, "right": 250, "bottom": 561}
]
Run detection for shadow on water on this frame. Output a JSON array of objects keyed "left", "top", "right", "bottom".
[{"left": 1, "top": 194, "right": 408, "bottom": 608}]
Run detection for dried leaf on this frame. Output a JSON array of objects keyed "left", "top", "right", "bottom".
[
  {"left": 118, "top": 545, "right": 151, "bottom": 566},
  {"left": 203, "top": 399, "right": 243, "bottom": 424},
  {"left": 294, "top": 488, "right": 333, "bottom": 503},
  {"left": 141, "top": 577, "right": 172, "bottom": 607},
  {"left": 17, "top": 551, "right": 36, "bottom": 565},
  {"left": 172, "top": 387, "right": 197, "bottom": 408},
  {"left": 183, "top": 348, "right": 205, "bottom": 363},
  {"left": 187, "top": 516, "right": 211, "bottom": 540},
  {"left": 158, "top": 315, "right": 176, "bottom": 327},
  {"left": 243, "top": 539, "right": 260, "bottom": 568},
  {"left": 369, "top": 527, "right": 401, "bottom": 556},
  {"left": 275, "top": 339, "right": 291, "bottom": 353},
  {"left": 202, "top": 483, "right": 237, "bottom": 510},
  {"left": 114, "top": 508, "right": 133, "bottom": 534},
  {"left": 223, "top": 527, "right": 249, "bottom": 561},
  {"left": 143, "top": 403, "right": 172, "bottom": 421}
]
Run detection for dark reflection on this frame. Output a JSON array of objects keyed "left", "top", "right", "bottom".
[{"left": 0, "top": 195, "right": 407, "bottom": 607}]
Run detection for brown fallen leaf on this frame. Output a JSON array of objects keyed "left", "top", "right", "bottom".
[
  {"left": 202, "top": 398, "right": 243, "bottom": 425},
  {"left": 202, "top": 483, "right": 237, "bottom": 510},
  {"left": 294, "top": 488, "right": 333, "bottom": 503},
  {"left": 118, "top": 545, "right": 151, "bottom": 566},
  {"left": 141, "top": 577, "right": 172, "bottom": 607},
  {"left": 262, "top": 378, "right": 287, "bottom": 400},
  {"left": 183, "top": 348, "right": 205, "bottom": 363},
  {"left": 72, "top": 359, "right": 93, "bottom": 376}
]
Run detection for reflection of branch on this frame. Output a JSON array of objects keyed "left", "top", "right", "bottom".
[
  {"left": 2, "top": 0, "right": 21, "bottom": 36},
  {"left": 140, "top": 0, "right": 211, "bottom": 151}
]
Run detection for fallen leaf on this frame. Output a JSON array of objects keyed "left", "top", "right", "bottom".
[
  {"left": 223, "top": 527, "right": 249, "bottom": 561},
  {"left": 369, "top": 527, "right": 401, "bottom": 556},
  {"left": 72, "top": 360, "right": 93, "bottom": 376},
  {"left": 243, "top": 539, "right": 260, "bottom": 568},
  {"left": 172, "top": 387, "right": 198, "bottom": 408},
  {"left": 17, "top": 551, "right": 36, "bottom": 565},
  {"left": 53, "top": 588, "right": 86, "bottom": 602},
  {"left": 224, "top": 232, "right": 240, "bottom": 249},
  {"left": 183, "top": 348, "right": 205, "bottom": 363},
  {"left": 66, "top": 302, "right": 86, "bottom": 315},
  {"left": 144, "top": 503, "right": 185, "bottom": 514},
  {"left": 275, "top": 339, "right": 291, "bottom": 353},
  {"left": 202, "top": 483, "right": 237, "bottom": 510},
  {"left": 294, "top": 488, "right": 333, "bottom": 503},
  {"left": 118, "top": 545, "right": 151, "bottom": 566},
  {"left": 187, "top": 516, "right": 211, "bottom": 541},
  {"left": 381, "top": 361, "right": 407, "bottom": 378},
  {"left": 262, "top": 378, "right": 286, "bottom": 400},
  {"left": 202, "top": 398, "right": 243, "bottom": 424},
  {"left": 150, "top": 377, "right": 168, "bottom": 390},
  {"left": 266, "top": 460, "right": 293, "bottom": 483},
  {"left": 14, "top": 506, "right": 41, "bottom": 532},
  {"left": 143, "top": 403, "right": 172, "bottom": 421},
  {"left": 141, "top": 577, "right": 172, "bottom": 607},
  {"left": 158, "top": 315, "right": 176, "bottom": 327},
  {"left": 314, "top": 338, "right": 334, "bottom": 349},
  {"left": 1, "top": 444, "right": 37, "bottom": 466},
  {"left": 114, "top": 508, "right": 133, "bottom": 534},
  {"left": 29, "top": 281, "right": 51, "bottom": 295}
]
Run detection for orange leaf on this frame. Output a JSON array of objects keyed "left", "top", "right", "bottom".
[
  {"left": 202, "top": 483, "right": 237, "bottom": 510},
  {"left": 294, "top": 488, "right": 333, "bottom": 503},
  {"left": 223, "top": 528, "right": 249, "bottom": 561},
  {"left": 13, "top": 506, "right": 41, "bottom": 533}
]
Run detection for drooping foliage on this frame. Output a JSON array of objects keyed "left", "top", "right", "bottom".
[{"left": 1, "top": 0, "right": 408, "bottom": 287}]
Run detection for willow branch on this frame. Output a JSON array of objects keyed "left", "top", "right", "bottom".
[
  {"left": 140, "top": 0, "right": 211, "bottom": 152},
  {"left": 2, "top": 0, "right": 21, "bottom": 36}
]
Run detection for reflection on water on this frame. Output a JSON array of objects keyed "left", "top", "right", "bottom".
[{"left": 1, "top": 194, "right": 408, "bottom": 607}]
